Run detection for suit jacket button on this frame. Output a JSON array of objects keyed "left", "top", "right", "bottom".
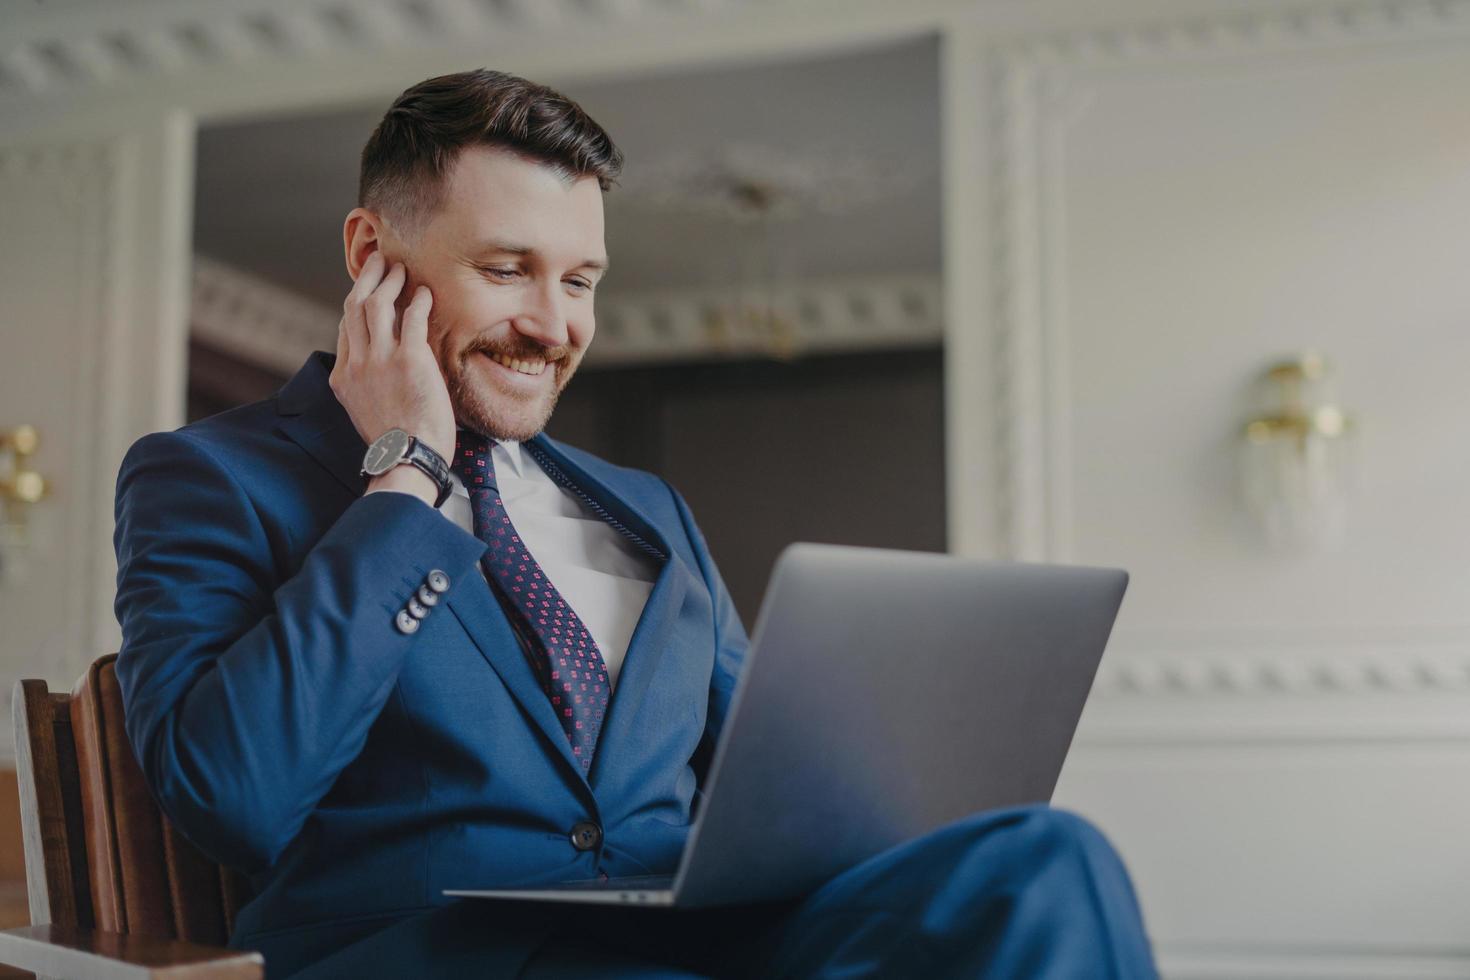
[
  {"left": 569, "top": 821, "right": 602, "bottom": 852},
  {"left": 407, "top": 596, "right": 429, "bottom": 620},
  {"left": 416, "top": 584, "right": 440, "bottom": 607},
  {"left": 395, "top": 609, "right": 420, "bottom": 634},
  {"left": 426, "top": 569, "right": 450, "bottom": 593}
]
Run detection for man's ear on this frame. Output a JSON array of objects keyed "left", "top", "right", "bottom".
[{"left": 343, "top": 207, "right": 387, "bottom": 281}]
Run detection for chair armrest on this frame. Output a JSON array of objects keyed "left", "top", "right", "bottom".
[{"left": 0, "top": 924, "right": 262, "bottom": 979}]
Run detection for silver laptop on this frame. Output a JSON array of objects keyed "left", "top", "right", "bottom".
[{"left": 446, "top": 542, "right": 1128, "bottom": 908}]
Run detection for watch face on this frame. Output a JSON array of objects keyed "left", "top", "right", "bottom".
[{"left": 363, "top": 428, "right": 412, "bottom": 476}]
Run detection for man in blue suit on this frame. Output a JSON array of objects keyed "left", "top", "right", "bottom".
[{"left": 112, "top": 69, "right": 1158, "bottom": 977}]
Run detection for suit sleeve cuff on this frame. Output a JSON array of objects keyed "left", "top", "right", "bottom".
[{"left": 318, "top": 490, "right": 487, "bottom": 621}]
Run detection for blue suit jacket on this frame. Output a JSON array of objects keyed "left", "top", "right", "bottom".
[{"left": 112, "top": 351, "right": 748, "bottom": 970}]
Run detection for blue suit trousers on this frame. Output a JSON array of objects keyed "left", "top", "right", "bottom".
[{"left": 284, "top": 804, "right": 1157, "bottom": 979}]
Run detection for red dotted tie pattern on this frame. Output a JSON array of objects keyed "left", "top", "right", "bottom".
[{"left": 452, "top": 429, "right": 610, "bottom": 772}]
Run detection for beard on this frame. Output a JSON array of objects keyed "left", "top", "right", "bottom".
[{"left": 437, "top": 330, "right": 579, "bottom": 443}]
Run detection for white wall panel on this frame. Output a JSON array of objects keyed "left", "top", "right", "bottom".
[
  {"left": 1060, "top": 45, "right": 1470, "bottom": 631},
  {"left": 951, "top": 10, "right": 1470, "bottom": 975},
  {"left": 1061, "top": 742, "right": 1470, "bottom": 946},
  {"left": 0, "top": 114, "right": 194, "bottom": 761}
]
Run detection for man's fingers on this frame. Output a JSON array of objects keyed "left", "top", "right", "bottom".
[
  {"left": 401, "top": 285, "right": 432, "bottom": 348},
  {"left": 345, "top": 251, "right": 386, "bottom": 311},
  {"left": 365, "top": 262, "right": 406, "bottom": 354},
  {"left": 342, "top": 251, "right": 383, "bottom": 360},
  {"left": 342, "top": 302, "right": 368, "bottom": 365}
]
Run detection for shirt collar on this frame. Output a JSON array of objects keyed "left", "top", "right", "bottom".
[
  {"left": 447, "top": 435, "right": 527, "bottom": 495},
  {"left": 493, "top": 438, "right": 527, "bottom": 478}
]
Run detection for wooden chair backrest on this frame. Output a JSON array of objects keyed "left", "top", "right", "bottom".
[{"left": 13, "top": 654, "right": 252, "bottom": 945}]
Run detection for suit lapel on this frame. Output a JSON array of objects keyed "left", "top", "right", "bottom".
[
  {"left": 272, "top": 351, "right": 699, "bottom": 791},
  {"left": 588, "top": 554, "right": 693, "bottom": 792},
  {"left": 523, "top": 433, "right": 696, "bottom": 793},
  {"left": 443, "top": 577, "right": 588, "bottom": 779},
  {"left": 444, "top": 434, "right": 699, "bottom": 794}
]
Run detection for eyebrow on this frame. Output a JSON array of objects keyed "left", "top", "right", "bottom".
[{"left": 472, "top": 239, "right": 610, "bottom": 274}]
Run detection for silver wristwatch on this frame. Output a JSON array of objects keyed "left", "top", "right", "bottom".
[{"left": 360, "top": 428, "right": 453, "bottom": 508}]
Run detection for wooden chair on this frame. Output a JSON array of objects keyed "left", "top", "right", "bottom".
[{"left": 1, "top": 655, "right": 264, "bottom": 978}]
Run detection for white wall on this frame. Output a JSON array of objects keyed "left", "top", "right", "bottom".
[
  {"left": 939, "top": 10, "right": 1470, "bottom": 977},
  {"left": 0, "top": 113, "right": 194, "bottom": 759}
]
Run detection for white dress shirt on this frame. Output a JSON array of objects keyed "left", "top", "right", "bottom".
[{"left": 378, "top": 439, "right": 658, "bottom": 690}]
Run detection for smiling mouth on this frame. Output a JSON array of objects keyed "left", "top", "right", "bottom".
[{"left": 481, "top": 350, "right": 550, "bottom": 377}]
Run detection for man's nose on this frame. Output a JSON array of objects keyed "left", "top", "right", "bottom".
[{"left": 511, "top": 279, "right": 569, "bottom": 349}]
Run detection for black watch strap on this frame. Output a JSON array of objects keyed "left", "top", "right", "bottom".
[{"left": 404, "top": 438, "right": 453, "bottom": 508}]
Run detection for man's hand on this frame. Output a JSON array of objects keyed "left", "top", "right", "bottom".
[{"left": 330, "top": 252, "right": 456, "bottom": 504}]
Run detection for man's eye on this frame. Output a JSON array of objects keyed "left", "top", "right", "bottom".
[
  {"left": 481, "top": 266, "right": 519, "bottom": 280},
  {"left": 566, "top": 278, "right": 593, "bottom": 292}
]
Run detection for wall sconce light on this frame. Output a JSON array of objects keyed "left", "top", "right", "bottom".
[
  {"left": 1, "top": 424, "right": 49, "bottom": 580},
  {"left": 1239, "top": 353, "right": 1356, "bottom": 552}
]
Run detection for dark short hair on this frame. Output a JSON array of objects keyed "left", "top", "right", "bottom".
[{"left": 359, "top": 68, "right": 623, "bottom": 240}]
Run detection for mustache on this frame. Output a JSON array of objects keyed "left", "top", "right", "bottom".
[{"left": 466, "top": 343, "right": 569, "bottom": 363}]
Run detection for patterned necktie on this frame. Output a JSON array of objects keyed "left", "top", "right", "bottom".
[{"left": 451, "top": 428, "right": 611, "bottom": 772}]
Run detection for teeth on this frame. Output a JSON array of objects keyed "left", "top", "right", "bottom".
[{"left": 489, "top": 352, "right": 545, "bottom": 376}]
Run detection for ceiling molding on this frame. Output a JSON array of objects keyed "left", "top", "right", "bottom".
[
  {"left": 8, "top": 0, "right": 1440, "bottom": 122},
  {"left": 189, "top": 253, "right": 941, "bottom": 376},
  {"left": 587, "top": 274, "right": 942, "bottom": 366},
  {"left": 992, "top": 0, "right": 1470, "bottom": 64},
  {"left": 0, "top": 0, "right": 772, "bottom": 103},
  {"left": 191, "top": 253, "right": 338, "bottom": 378}
]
